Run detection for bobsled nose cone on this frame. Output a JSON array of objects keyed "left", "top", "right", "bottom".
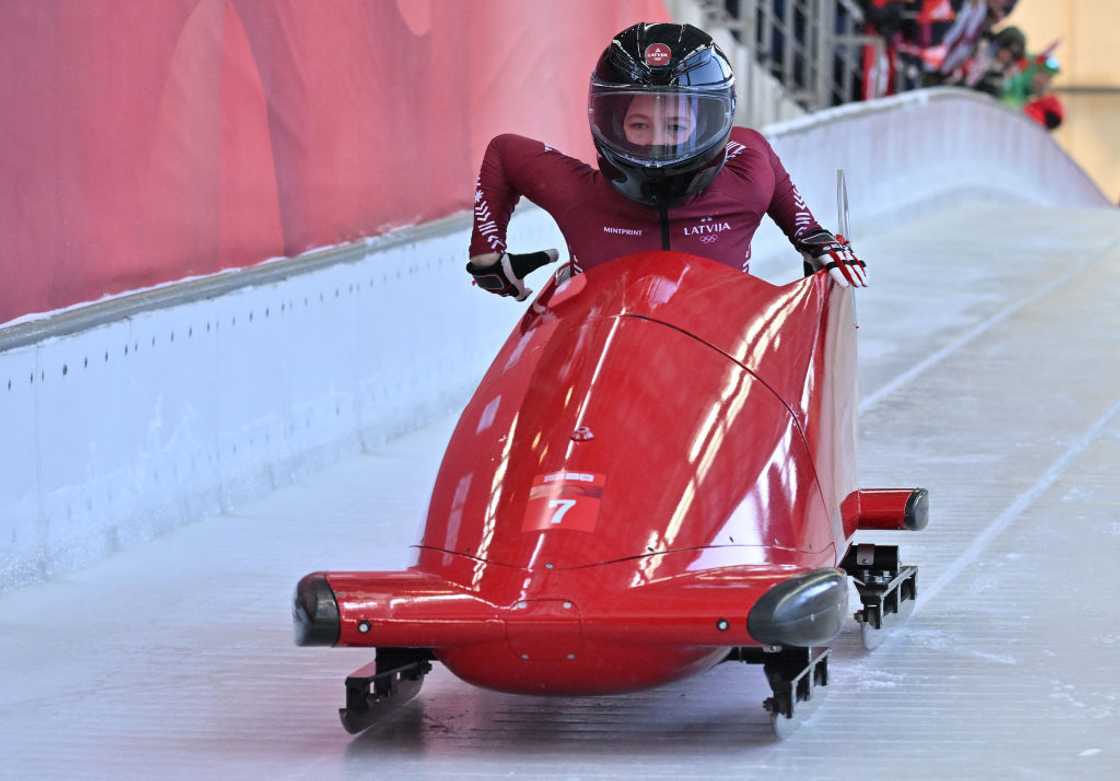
[
  {"left": 748, "top": 569, "right": 848, "bottom": 647},
  {"left": 293, "top": 573, "right": 340, "bottom": 647}
]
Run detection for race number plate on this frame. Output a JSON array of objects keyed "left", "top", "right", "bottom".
[{"left": 522, "top": 471, "right": 605, "bottom": 532}]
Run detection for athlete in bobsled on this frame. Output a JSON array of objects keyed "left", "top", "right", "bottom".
[
  {"left": 466, "top": 22, "right": 868, "bottom": 300},
  {"left": 293, "top": 22, "right": 930, "bottom": 740}
]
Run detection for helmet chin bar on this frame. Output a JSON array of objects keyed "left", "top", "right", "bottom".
[
  {"left": 596, "top": 133, "right": 730, "bottom": 209},
  {"left": 640, "top": 170, "right": 710, "bottom": 210}
]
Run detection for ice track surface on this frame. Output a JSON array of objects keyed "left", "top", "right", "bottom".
[{"left": 2, "top": 198, "right": 1119, "bottom": 779}]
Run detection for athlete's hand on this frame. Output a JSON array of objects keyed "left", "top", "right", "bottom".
[
  {"left": 466, "top": 249, "right": 560, "bottom": 301},
  {"left": 797, "top": 229, "right": 868, "bottom": 288}
]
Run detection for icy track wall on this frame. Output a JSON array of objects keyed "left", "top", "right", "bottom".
[
  {"left": 0, "top": 89, "right": 1109, "bottom": 590},
  {"left": 746, "top": 89, "right": 1109, "bottom": 266}
]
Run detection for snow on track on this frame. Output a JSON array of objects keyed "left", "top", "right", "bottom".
[{"left": 1, "top": 198, "right": 1118, "bottom": 779}]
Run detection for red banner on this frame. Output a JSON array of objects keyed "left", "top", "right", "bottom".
[{"left": 0, "top": 0, "right": 666, "bottom": 325}]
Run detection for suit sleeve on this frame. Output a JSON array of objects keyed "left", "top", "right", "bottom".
[
  {"left": 469, "top": 134, "right": 588, "bottom": 258},
  {"left": 763, "top": 136, "right": 823, "bottom": 247}
]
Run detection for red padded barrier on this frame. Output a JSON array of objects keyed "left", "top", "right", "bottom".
[{"left": 0, "top": 0, "right": 666, "bottom": 325}]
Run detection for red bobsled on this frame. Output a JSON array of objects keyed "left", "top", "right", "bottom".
[{"left": 295, "top": 251, "right": 927, "bottom": 735}]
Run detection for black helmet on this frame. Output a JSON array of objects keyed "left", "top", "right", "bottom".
[{"left": 589, "top": 23, "right": 736, "bottom": 208}]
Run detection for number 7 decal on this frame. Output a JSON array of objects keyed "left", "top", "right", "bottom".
[
  {"left": 548, "top": 499, "right": 577, "bottom": 524},
  {"left": 523, "top": 472, "right": 605, "bottom": 533}
]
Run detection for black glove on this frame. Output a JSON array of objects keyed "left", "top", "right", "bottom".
[
  {"left": 796, "top": 229, "right": 868, "bottom": 288},
  {"left": 466, "top": 249, "right": 559, "bottom": 301}
]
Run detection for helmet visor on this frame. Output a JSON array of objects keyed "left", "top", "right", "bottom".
[{"left": 589, "top": 89, "right": 734, "bottom": 168}]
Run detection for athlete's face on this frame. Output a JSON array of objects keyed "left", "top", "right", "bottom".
[{"left": 622, "top": 94, "right": 696, "bottom": 147}]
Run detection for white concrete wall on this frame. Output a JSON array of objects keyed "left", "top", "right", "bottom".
[
  {"left": 0, "top": 89, "right": 1109, "bottom": 591},
  {"left": 0, "top": 210, "right": 565, "bottom": 588}
]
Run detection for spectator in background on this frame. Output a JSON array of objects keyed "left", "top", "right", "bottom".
[
  {"left": 744, "top": 0, "right": 1064, "bottom": 132},
  {"left": 958, "top": 25, "right": 1026, "bottom": 96},
  {"left": 862, "top": 0, "right": 1018, "bottom": 90},
  {"left": 1004, "top": 53, "right": 1064, "bottom": 131},
  {"left": 889, "top": 0, "right": 964, "bottom": 90},
  {"left": 1003, "top": 51, "right": 1058, "bottom": 109},
  {"left": 850, "top": 0, "right": 1063, "bottom": 132},
  {"left": 1024, "top": 91, "right": 1064, "bottom": 131},
  {"left": 932, "top": 0, "right": 991, "bottom": 83}
]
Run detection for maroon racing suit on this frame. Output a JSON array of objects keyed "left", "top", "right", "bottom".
[{"left": 469, "top": 127, "right": 823, "bottom": 274}]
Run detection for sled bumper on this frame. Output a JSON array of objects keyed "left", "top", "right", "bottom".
[
  {"left": 746, "top": 569, "right": 849, "bottom": 647},
  {"left": 294, "top": 573, "right": 341, "bottom": 647}
]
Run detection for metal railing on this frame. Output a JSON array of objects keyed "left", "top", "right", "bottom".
[{"left": 698, "top": 0, "right": 885, "bottom": 123}]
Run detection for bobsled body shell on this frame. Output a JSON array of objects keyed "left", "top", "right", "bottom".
[
  {"left": 313, "top": 252, "right": 859, "bottom": 696},
  {"left": 419, "top": 251, "right": 856, "bottom": 577}
]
